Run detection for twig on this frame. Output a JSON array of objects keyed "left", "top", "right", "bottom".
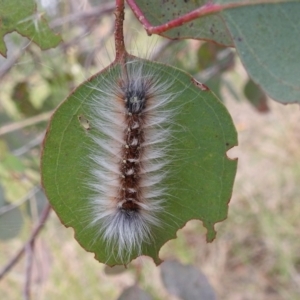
[
  {"left": 12, "top": 133, "right": 45, "bottom": 157},
  {"left": 0, "top": 204, "right": 51, "bottom": 281},
  {"left": 23, "top": 242, "right": 34, "bottom": 300},
  {"left": 50, "top": 2, "right": 115, "bottom": 28},
  {"left": 126, "top": 0, "right": 282, "bottom": 35},
  {"left": 0, "top": 186, "right": 41, "bottom": 216},
  {"left": 0, "top": 40, "right": 30, "bottom": 80},
  {"left": 0, "top": 111, "right": 53, "bottom": 137}
]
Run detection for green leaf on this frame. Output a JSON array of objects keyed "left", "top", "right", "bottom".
[
  {"left": 0, "top": 0, "right": 62, "bottom": 57},
  {"left": 12, "top": 81, "right": 39, "bottom": 116},
  {"left": 221, "top": 2, "right": 300, "bottom": 103},
  {"left": 41, "top": 56, "right": 237, "bottom": 265},
  {"left": 244, "top": 78, "right": 269, "bottom": 113},
  {"left": 132, "top": 1, "right": 300, "bottom": 103},
  {"left": 133, "top": 0, "right": 233, "bottom": 46}
]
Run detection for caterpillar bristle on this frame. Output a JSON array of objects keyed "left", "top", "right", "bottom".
[{"left": 87, "top": 58, "right": 175, "bottom": 262}]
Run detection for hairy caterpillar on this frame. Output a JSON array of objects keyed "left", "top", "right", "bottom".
[
  {"left": 41, "top": 47, "right": 236, "bottom": 266},
  {"left": 87, "top": 58, "right": 177, "bottom": 261}
]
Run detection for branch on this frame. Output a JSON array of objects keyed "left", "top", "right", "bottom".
[
  {"left": 49, "top": 2, "right": 115, "bottom": 28},
  {"left": 23, "top": 242, "right": 34, "bottom": 300},
  {"left": 12, "top": 133, "right": 45, "bottom": 157},
  {"left": 126, "top": 0, "right": 284, "bottom": 35},
  {"left": 0, "top": 204, "right": 51, "bottom": 281},
  {"left": 0, "top": 186, "right": 41, "bottom": 216},
  {"left": 0, "top": 111, "right": 53, "bottom": 137},
  {"left": 0, "top": 40, "right": 29, "bottom": 80}
]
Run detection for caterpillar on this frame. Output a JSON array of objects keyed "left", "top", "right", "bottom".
[
  {"left": 87, "top": 58, "right": 176, "bottom": 261},
  {"left": 41, "top": 52, "right": 236, "bottom": 266}
]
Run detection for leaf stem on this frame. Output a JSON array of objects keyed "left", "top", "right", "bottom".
[
  {"left": 114, "top": 0, "right": 129, "bottom": 82},
  {"left": 23, "top": 242, "right": 34, "bottom": 300},
  {"left": 115, "top": 0, "right": 127, "bottom": 61}
]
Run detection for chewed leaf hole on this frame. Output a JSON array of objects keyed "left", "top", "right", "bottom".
[
  {"left": 78, "top": 114, "right": 90, "bottom": 130},
  {"left": 226, "top": 146, "right": 238, "bottom": 160}
]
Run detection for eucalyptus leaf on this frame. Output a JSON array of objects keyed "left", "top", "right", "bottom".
[
  {"left": 133, "top": 0, "right": 300, "bottom": 103},
  {"left": 133, "top": 0, "right": 233, "bottom": 46},
  {"left": 41, "top": 56, "right": 237, "bottom": 265},
  {"left": 221, "top": 2, "right": 300, "bottom": 103},
  {"left": 244, "top": 79, "right": 269, "bottom": 113},
  {"left": 0, "top": 0, "right": 61, "bottom": 57}
]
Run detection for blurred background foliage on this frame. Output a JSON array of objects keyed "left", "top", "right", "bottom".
[{"left": 0, "top": 0, "right": 299, "bottom": 299}]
